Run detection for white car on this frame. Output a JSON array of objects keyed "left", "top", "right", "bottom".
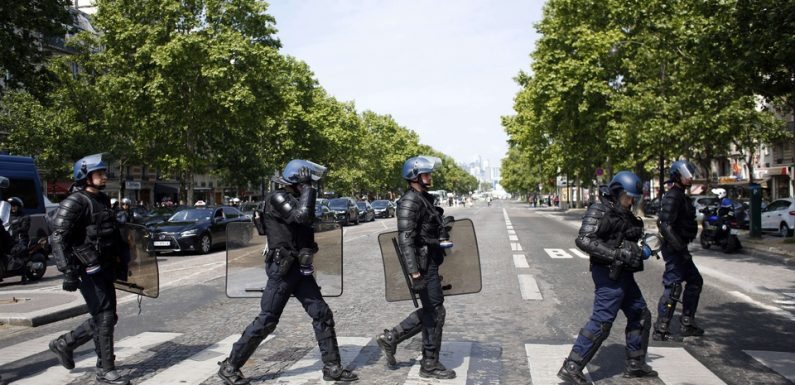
[
  {"left": 690, "top": 195, "right": 719, "bottom": 222},
  {"left": 760, "top": 198, "right": 795, "bottom": 237}
]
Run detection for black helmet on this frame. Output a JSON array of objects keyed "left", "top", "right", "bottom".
[
  {"left": 670, "top": 160, "right": 696, "bottom": 185},
  {"left": 7, "top": 197, "right": 23, "bottom": 208},
  {"left": 609, "top": 171, "right": 642, "bottom": 198}
]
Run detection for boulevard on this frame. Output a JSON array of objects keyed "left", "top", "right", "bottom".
[{"left": 1, "top": 200, "right": 794, "bottom": 384}]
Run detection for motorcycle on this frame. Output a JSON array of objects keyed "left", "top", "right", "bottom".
[
  {"left": 2, "top": 237, "right": 48, "bottom": 283},
  {"left": 699, "top": 204, "right": 742, "bottom": 253}
]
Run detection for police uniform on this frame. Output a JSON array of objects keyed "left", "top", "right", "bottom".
[
  {"left": 558, "top": 173, "right": 656, "bottom": 385},
  {"left": 218, "top": 160, "right": 357, "bottom": 385}
]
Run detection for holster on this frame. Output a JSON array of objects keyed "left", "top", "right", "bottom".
[{"left": 268, "top": 247, "right": 296, "bottom": 277}]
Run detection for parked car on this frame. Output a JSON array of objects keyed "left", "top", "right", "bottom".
[
  {"left": 356, "top": 201, "right": 376, "bottom": 222},
  {"left": 371, "top": 199, "right": 396, "bottom": 218},
  {"left": 148, "top": 206, "right": 249, "bottom": 254},
  {"left": 760, "top": 198, "right": 795, "bottom": 237},
  {"left": 328, "top": 197, "right": 359, "bottom": 225},
  {"left": 143, "top": 206, "right": 179, "bottom": 228},
  {"left": 238, "top": 201, "right": 260, "bottom": 220}
]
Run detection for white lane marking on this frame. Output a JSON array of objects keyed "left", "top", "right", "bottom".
[
  {"left": 544, "top": 248, "right": 573, "bottom": 259},
  {"left": 507, "top": 226, "right": 514, "bottom": 231},
  {"left": 138, "top": 335, "right": 273, "bottom": 385},
  {"left": 698, "top": 265, "right": 766, "bottom": 295},
  {"left": 508, "top": 229, "right": 516, "bottom": 235},
  {"left": 511, "top": 243, "right": 523, "bottom": 251},
  {"left": 513, "top": 254, "right": 529, "bottom": 268},
  {"left": 509, "top": 235, "right": 519, "bottom": 241},
  {"left": 728, "top": 291, "right": 795, "bottom": 321},
  {"left": 405, "top": 342, "right": 472, "bottom": 385},
  {"left": 525, "top": 344, "right": 592, "bottom": 385},
  {"left": 518, "top": 274, "right": 543, "bottom": 300},
  {"left": 569, "top": 248, "right": 589, "bottom": 259},
  {"left": 647, "top": 347, "right": 726, "bottom": 385},
  {"left": 0, "top": 331, "right": 65, "bottom": 366},
  {"left": 745, "top": 350, "right": 795, "bottom": 383},
  {"left": 278, "top": 337, "right": 369, "bottom": 383},
  {"left": 14, "top": 332, "right": 182, "bottom": 385}
]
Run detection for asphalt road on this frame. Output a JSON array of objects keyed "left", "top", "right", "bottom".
[{"left": 1, "top": 200, "right": 794, "bottom": 384}]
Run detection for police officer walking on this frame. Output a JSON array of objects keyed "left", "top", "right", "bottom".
[
  {"left": 48, "top": 154, "right": 131, "bottom": 385},
  {"left": 376, "top": 156, "right": 456, "bottom": 379},
  {"left": 557, "top": 172, "right": 657, "bottom": 385},
  {"left": 6, "top": 197, "right": 31, "bottom": 282},
  {"left": 217, "top": 159, "right": 358, "bottom": 385},
  {"left": 653, "top": 160, "right": 704, "bottom": 341}
]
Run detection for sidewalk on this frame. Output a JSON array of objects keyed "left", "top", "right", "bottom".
[
  {"left": 0, "top": 289, "right": 87, "bottom": 327},
  {"left": 538, "top": 206, "right": 795, "bottom": 265}
]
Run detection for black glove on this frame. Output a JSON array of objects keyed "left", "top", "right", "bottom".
[
  {"left": 615, "top": 243, "right": 642, "bottom": 269},
  {"left": 62, "top": 268, "right": 80, "bottom": 292},
  {"left": 624, "top": 225, "right": 643, "bottom": 241},
  {"left": 411, "top": 275, "right": 426, "bottom": 292}
]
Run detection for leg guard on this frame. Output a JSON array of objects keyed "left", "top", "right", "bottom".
[
  {"left": 313, "top": 307, "right": 341, "bottom": 365},
  {"left": 570, "top": 321, "right": 612, "bottom": 367},
  {"left": 95, "top": 311, "right": 117, "bottom": 371},
  {"left": 377, "top": 310, "right": 423, "bottom": 366},
  {"left": 228, "top": 321, "right": 276, "bottom": 368},
  {"left": 654, "top": 283, "right": 682, "bottom": 340},
  {"left": 626, "top": 309, "right": 651, "bottom": 361},
  {"left": 419, "top": 305, "right": 455, "bottom": 380}
]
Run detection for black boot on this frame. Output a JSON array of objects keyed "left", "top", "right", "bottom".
[
  {"left": 652, "top": 319, "right": 678, "bottom": 341},
  {"left": 217, "top": 359, "right": 250, "bottom": 385},
  {"left": 95, "top": 368, "right": 130, "bottom": 385},
  {"left": 624, "top": 359, "right": 658, "bottom": 378},
  {"left": 419, "top": 358, "right": 456, "bottom": 379},
  {"left": 557, "top": 358, "right": 591, "bottom": 385},
  {"left": 49, "top": 335, "right": 76, "bottom": 370},
  {"left": 322, "top": 363, "right": 358, "bottom": 382},
  {"left": 680, "top": 315, "right": 705, "bottom": 337}
]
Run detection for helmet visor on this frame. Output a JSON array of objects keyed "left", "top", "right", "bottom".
[
  {"left": 674, "top": 162, "right": 696, "bottom": 183},
  {"left": 414, "top": 156, "right": 442, "bottom": 175}
]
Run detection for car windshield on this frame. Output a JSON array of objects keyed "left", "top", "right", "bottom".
[
  {"left": 372, "top": 200, "right": 388, "bottom": 208},
  {"left": 168, "top": 209, "right": 211, "bottom": 222},
  {"left": 148, "top": 208, "right": 173, "bottom": 216},
  {"left": 356, "top": 202, "right": 367, "bottom": 210},
  {"left": 328, "top": 199, "right": 348, "bottom": 209}
]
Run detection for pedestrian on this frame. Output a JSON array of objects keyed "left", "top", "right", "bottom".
[
  {"left": 48, "top": 153, "right": 132, "bottom": 385},
  {"left": 217, "top": 159, "right": 358, "bottom": 385},
  {"left": 376, "top": 156, "right": 456, "bottom": 379},
  {"left": 557, "top": 171, "right": 657, "bottom": 385},
  {"left": 653, "top": 160, "right": 703, "bottom": 341}
]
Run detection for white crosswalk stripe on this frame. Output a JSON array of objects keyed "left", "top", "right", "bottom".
[
  {"left": 277, "top": 336, "right": 369, "bottom": 384},
  {"left": 138, "top": 335, "right": 274, "bottom": 385},
  {"left": 509, "top": 235, "right": 519, "bottom": 241},
  {"left": 544, "top": 248, "right": 573, "bottom": 259},
  {"left": 405, "top": 342, "right": 472, "bottom": 385},
  {"left": 13, "top": 332, "right": 182, "bottom": 385},
  {"left": 744, "top": 350, "right": 795, "bottom": 383},
  {"left": 0, "top": 331, "right": 65, "bottom": 366},
  {"left": 648, "top": 346, "right": 727, "bottom": 385},
  {"left": 511, "top": 242, "right": 523, "bottom": 251},
  {"left": 525, "top": 343, "right": 592, "bottom": 385}
]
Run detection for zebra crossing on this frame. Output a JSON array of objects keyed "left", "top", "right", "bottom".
[{"left": 4, "top": 330, "right": 795, "bottom": 384}]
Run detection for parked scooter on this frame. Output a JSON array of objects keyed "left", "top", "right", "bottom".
[
  {"left": 699, "top": 199, "right": 742, "bottom": 253},
  {"left": 2, "top": 237, "right": 48, "bottom": 282}
]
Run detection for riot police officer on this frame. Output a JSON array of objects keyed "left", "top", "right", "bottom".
[
  {"left": 7, "top": 197, "right": 29, "bottom": 248},
  {"left": 48, "top": 154, "right": 131, "bottom": 385},
  {"left": 218, "top": 159, "right": 358, "bottom": 385},
  {"left": 116, "top": 198, "right": 134, "bottom": 224},
  {"left": 557, "top": 172, "right": 657, "bottom": 385},
  {"left": 653, "top": 160, "right": 703, "bottom": 341},
  {"left": 376, "top": 156, "right": 456, "bottom": 379}
]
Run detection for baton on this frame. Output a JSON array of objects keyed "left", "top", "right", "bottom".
[{"left": 392, "top": 237, "right": 419, "bottom": 308}]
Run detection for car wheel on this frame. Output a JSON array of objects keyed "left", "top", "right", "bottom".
[
  {"left": 200, "top": 233, "right": 212, "bottom": 254},
  {"left": 779, "top": 222, "right": 793, "bottom": 237}
]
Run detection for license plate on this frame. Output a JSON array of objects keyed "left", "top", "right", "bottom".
[
  {"left": 730, "top": 229, "right": 739, "bottom": 235},
  {"left": 153, "top": 241, "right": 171, "bottom": 246}
]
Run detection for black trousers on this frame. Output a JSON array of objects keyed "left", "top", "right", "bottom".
[
  {"left": 230, "top": 261, "right": 340, "bottom": 366},
  {"left": 397, "top": 261, "right": 445, "bottom": 358},
  {"left": 69, "top": 267, "right": 119, "bottom": 370}
]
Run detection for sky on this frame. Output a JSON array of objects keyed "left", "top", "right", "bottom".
[{"left": 266, "top": 1, "right": 544, "bottom": 168}]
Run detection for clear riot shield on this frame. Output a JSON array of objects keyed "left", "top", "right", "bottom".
[
  {"left": 115, "top": 224, "right": 160, "bottom": 298},
  {"left": 0, "top": 201, "right": 9, "bottom": 232},
  {"left": 378, "top": 218, "right": 482, "bottom": 303},
  {"left": 225, "top": 221, "right": 343, "bottom": 298}
]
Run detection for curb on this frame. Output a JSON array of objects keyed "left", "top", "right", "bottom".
[{"left": 0, "top": 291, "right": 88, "bottom": 327}]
